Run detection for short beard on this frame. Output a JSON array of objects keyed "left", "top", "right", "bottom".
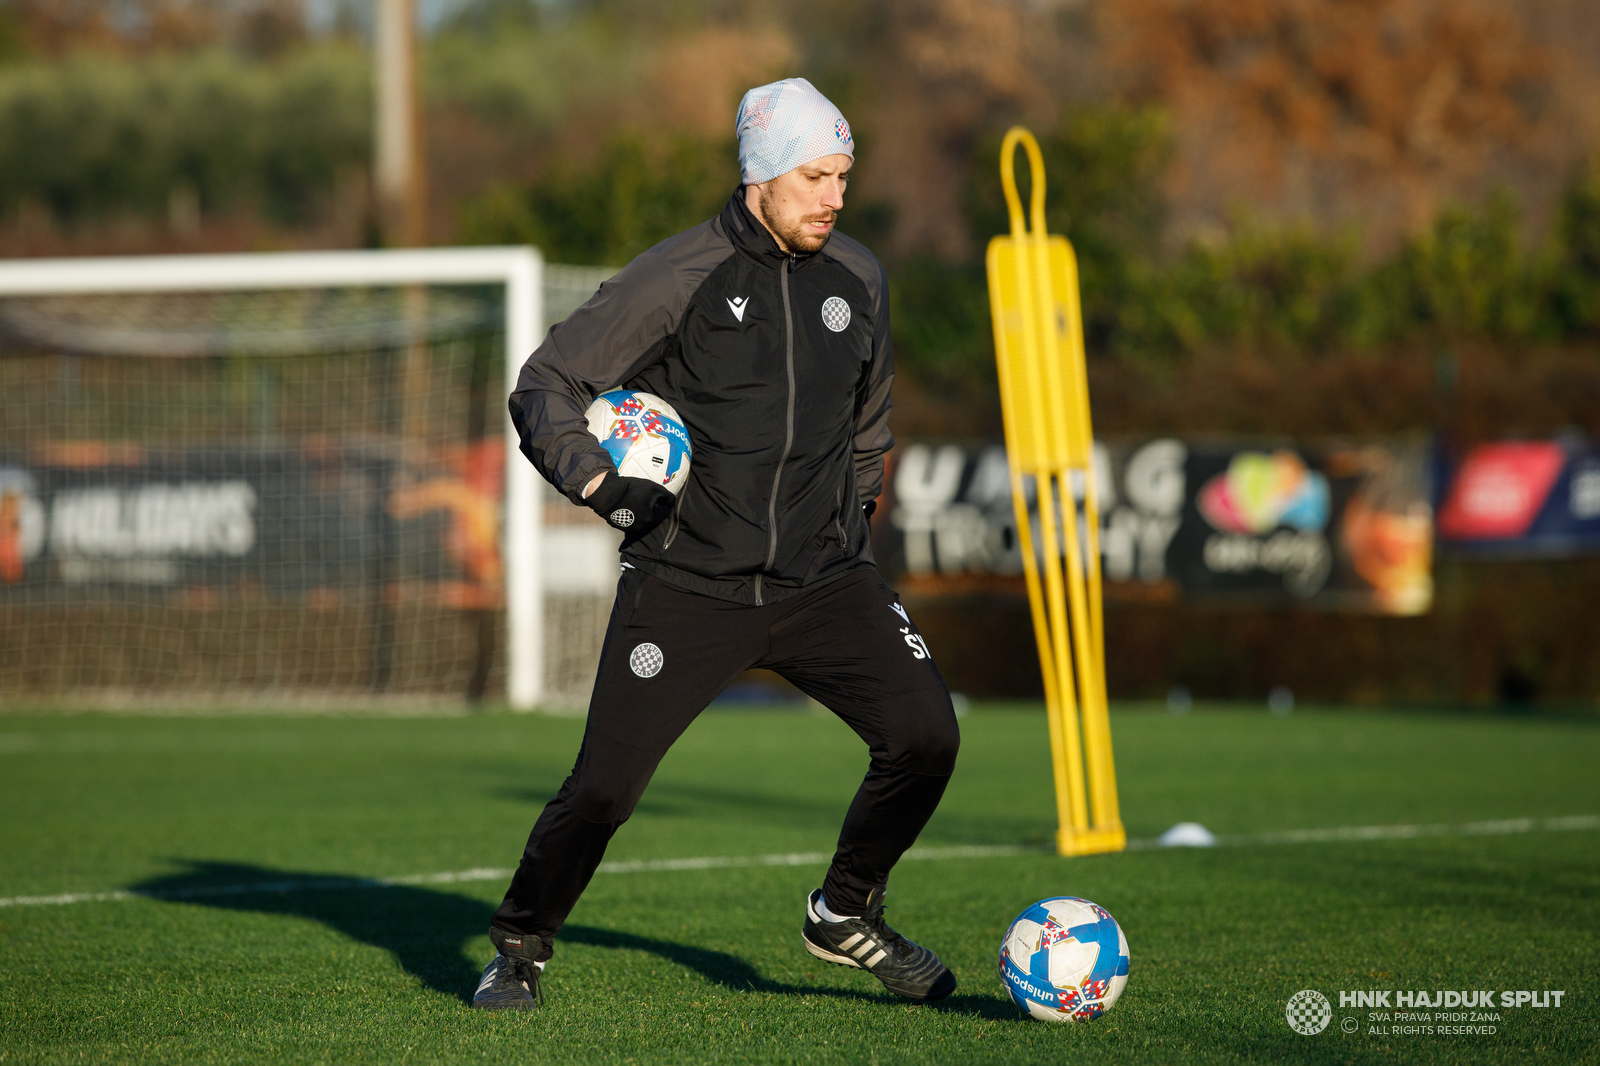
[{"left": 757, "top": 186, "right": 834, "bottom": 254}]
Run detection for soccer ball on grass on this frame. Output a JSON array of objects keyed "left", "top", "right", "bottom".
[{"left": 999, "top": 896, "right": 1129, "bottom": 1022}]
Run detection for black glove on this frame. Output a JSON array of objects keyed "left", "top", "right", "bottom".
[
  {"left": 863, "top": 499, "right": 877, "bottom": 520},
  {"left": 585, "top": 471, "right": 674, "bottom": 537}
]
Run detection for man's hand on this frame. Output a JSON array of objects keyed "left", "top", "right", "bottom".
[{"left": 584, "top": 471, "right": 675, "bottom": 537}]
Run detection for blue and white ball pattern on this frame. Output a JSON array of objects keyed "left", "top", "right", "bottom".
[
  {"left": 999, "top": 896, "right": 1130, "bottom": 1022},
  {"left": 584, "top": 390, "right": 692, "bottom": 495}
]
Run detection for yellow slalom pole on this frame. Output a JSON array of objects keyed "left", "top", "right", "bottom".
[
  {"left": 997, "top": 133, "right": 1085, "bottom": 835},
  {"left": 985, "top": 237, "right": 1072, "bottom": 840},
  {"left": 1036, "top": 234, "right": 1108, "bottom": 838},
  {"left": 1036, "top": 471, "right": 1089, "bottom": 834},
  {"left": 986, "top": 126, "right": 1125, "bottom": 857},
  {"left": 1055, "top": 242, "right": 1107, "bottom": 676},
  {"left": 1054, "top": 243, "right": 1120, "bottom": 830},
  {"left": 1000, "top": 130, "right": 1089, "bottom": 836},
  {"left": 1017, "top": 138, "right": 1095, "bottom": 842}
]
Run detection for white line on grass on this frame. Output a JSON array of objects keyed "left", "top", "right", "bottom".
[
  {"left": 1216, "top": 813, "right": 1600, "bottom": 847},
  {"left": 2, "top": 816, "right": 1594, "bottom": 910}
]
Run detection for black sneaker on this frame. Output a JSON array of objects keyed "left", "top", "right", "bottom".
[
  {"left": 472, "top": 927, "right": 545, "bottom": 1011},
  {"left": 802, "top": 887, "right": 957, "bottom": 1002}
]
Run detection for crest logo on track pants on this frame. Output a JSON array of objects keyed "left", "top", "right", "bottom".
[{"left": 630, "top": 643, "right": 664, "bottom": 678}]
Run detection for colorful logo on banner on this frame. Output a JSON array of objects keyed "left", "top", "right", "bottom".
[
  {"left": 888, "top": 440, "right": 1431, "bottom": 615},
  {"left": 1434, "top": 439, "right": 1600, "bottom": 556},
  {"left": 1165, "top": 444, "right": 1432, "bottom": 613},
  {"left": 1197, "top": 451, "right": 1329, "bottom": 534},
  {"left": 1437, "top": 442, "right": 1565, "bottom": 540},
  {"left": 0, "top": 445, "right": 505, "bottom": 603}
]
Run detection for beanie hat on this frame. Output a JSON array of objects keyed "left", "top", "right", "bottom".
[{"left": 735, "top": 78, "right": 854, "bottom": 186}]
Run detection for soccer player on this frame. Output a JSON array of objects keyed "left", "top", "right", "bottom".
[{"left": 474, "top": 78, "right": 960, "bottom": 1010}]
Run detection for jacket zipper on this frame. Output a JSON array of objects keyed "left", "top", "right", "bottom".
[
  {"left": 661, "top": 487, "right": 686, "bottom": 550},
  {"left": 757, "top": 254, "right": 798, "bottom": 606},
  {"left": 835, "top": 483, "right": 846, "bottom": 545}
]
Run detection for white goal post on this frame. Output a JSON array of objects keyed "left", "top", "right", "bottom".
[{"left": 0, "top": 247, "right": 551, "bottom": 709}]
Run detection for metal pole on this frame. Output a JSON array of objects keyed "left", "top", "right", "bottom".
[
  {"left": 374, "top": 0, "right": 426, "bottom": 246},
  {"left": 504, "top": 251, "right": 545, "bottom": 710}
]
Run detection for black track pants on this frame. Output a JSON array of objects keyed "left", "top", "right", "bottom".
[{"left": 492, "top": 568, "right": 960, "bottom": 958}]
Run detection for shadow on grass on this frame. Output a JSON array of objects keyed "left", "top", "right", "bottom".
[
  {"left": 127, "top": 862, "right": 1014, "bottom": 1017},
  {"left": 130, "top": 862, "right": 491, "bottom": 1002},
  {"left": 556, "top": 925, "right": 1018, "bottom": 1018}
]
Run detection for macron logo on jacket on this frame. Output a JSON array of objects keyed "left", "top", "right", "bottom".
[{"left": 727, "top": 296, "right": 749, "bottom": 322}]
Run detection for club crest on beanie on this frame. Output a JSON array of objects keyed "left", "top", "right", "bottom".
[{"left": 735, "top": 78, "right": 854, "bottom": 186}]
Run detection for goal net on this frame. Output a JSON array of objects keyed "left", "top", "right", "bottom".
[{"left": 0, "top": 250, "right": 618, "bottom": 712}]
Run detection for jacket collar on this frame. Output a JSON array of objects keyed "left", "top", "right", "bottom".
[{"left": 721, "top": 188, "right": 822, "bottom": 268}]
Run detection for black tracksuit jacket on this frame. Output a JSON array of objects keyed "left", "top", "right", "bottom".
[{"left": 509, "top": 190, "right": 894, "bottom": 606}]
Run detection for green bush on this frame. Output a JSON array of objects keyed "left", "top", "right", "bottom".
[
  {"left": 933, "top": 116, "right": 1600, "bottom": 377},
  {"left": 456, "top": 131, "right": 738, "bottom": 265},
  {"left": 964, "top": 108, "right": 1170, "bottom": 355},
  {"left": 457, "top": 104, "right": 1597, "bottom": 397},
  {"left": 0, "top": 45, "right": 368, "bottom": 225},
  {"left": 426, "top": 18, "right": 635, "bottom": 142},
  {"left": 4, "top": 31, "right": 1583, "bottom": 388},
  {"left": 1360, "top": 193, "right": 1545, "bottom": 344},
  {"left": 886, "top": 257, "right": 992, "bottom": 391},
  {"left": 883, "top": 108, "right": 1170, "bottom": 387},
  {"left": 1548, "top": 165, "right": 1600, "bottom": 336},
  {"left": 1128, "top": 225, "right": 1361, "bottom": 356}
]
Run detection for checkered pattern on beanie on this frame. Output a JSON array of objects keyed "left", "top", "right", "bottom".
[{"left": 736, "top": 78, "right": 854, "bottom": 185}]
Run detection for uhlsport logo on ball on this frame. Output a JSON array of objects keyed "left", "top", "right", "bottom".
[
  {"left": 1286, "top": 989, "right": 1333, "bottom": 1034},
  {"left": 998, "top": 897, "right": 1129, "bottom": 1022}
]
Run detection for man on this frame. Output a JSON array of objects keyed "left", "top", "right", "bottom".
[{"left": 475, "top": 78, "right": 960, "bottom": 1011}]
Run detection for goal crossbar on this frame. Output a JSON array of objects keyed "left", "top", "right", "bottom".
[{"left": 0, "top": 247, "right": 548, "bottom": 709}]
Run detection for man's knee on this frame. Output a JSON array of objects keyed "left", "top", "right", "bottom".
[
  {"left": 567, "top": 778, "right": 646, "bottom": 824},
  {"left": 890, "top": 690, "right": 960, "bottom": 776},
  {"left": 562, "top": 732, "right": 663, "bottom": 825}
]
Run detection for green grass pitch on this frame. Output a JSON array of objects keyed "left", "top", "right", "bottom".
[{"left": 1, "top": 705, "right": 1596, "bottom": 1064}]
